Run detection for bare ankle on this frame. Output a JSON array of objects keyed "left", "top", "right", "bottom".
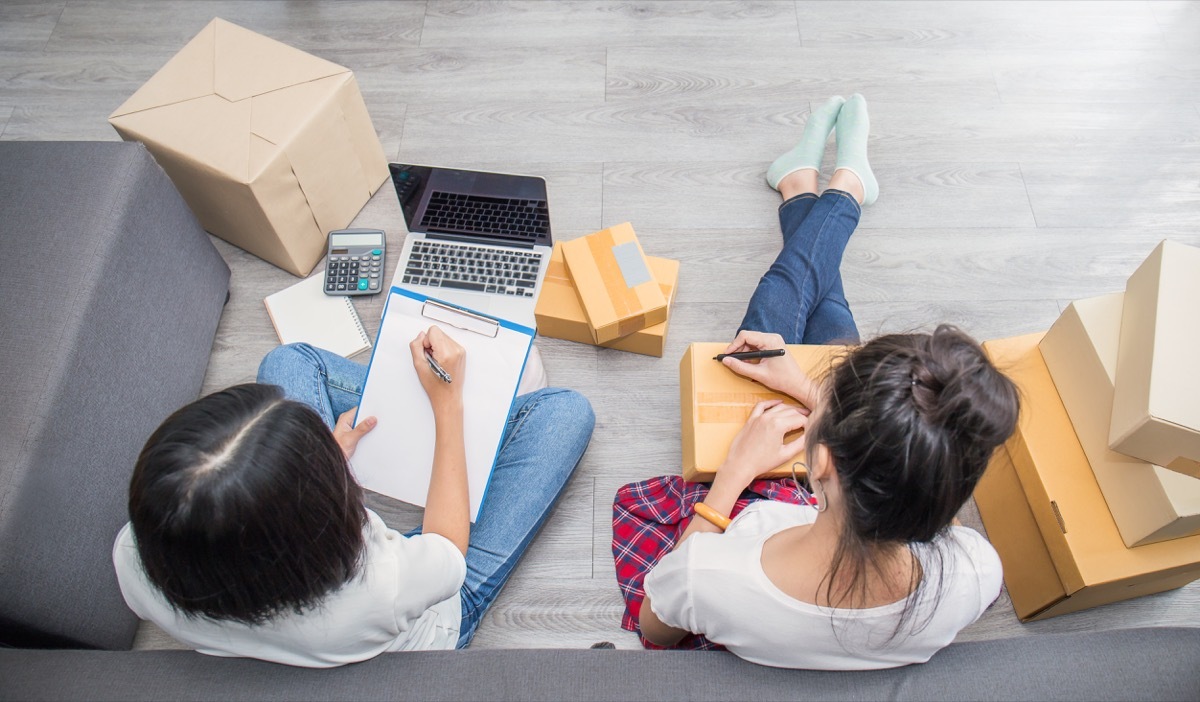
[
  {"left": 778, "top": 169, "right": 819, "bottom": 200},
  {"left": 828, "top": 168, "right": 864, "bottom": 205}
]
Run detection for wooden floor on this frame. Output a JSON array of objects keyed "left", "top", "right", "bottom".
[{"left": 5, "top": 0, "right": 1200, "bottom": 650}]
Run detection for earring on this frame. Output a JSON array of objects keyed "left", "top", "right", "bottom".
[
  {"left": 812, "top": 479, "right": 828, "bottom": 513},
  {"left": 791, "top": 461, "right": 814, "bottom": 506}
]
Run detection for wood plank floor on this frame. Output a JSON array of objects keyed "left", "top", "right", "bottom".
[{"left": 4, "top": 0, "right": 1199, "bottom": 651}]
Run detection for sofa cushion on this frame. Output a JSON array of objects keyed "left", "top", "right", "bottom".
[{"left": 0, "top": 141, "right": 230, "bottom": 649}]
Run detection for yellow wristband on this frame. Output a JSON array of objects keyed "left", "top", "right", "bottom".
[{"left": 693, "top": 502, "right": 732, "bottom": 531}]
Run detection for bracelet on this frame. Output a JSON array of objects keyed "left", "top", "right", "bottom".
[{"left": 693, "top": 502, "right": 732, "bottom": 531}]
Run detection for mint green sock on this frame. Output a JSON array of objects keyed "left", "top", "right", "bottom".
[
  {"left": 766, "top": 95, "right": 845, "bottom": 190},
  {"left": 834, "top": 93, "right": 878, "bottom": 206}
]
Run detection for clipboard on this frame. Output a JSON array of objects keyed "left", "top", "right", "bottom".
[{"left": 350, "top": 287, "right": 535, "bottom": 522}]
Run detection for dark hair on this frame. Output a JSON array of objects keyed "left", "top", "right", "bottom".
[
  {"left": 805, "top": 325, "right": 1019, "bottom": 640},
  {"left": 128, "top": 384, "right": 367, "bottom": 625}
]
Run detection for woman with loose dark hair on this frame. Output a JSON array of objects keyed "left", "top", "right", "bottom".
[
  {"left": 114, "top": 329, "right": 594, "bottom": 667},
  {"left": 634, "top": 95, "right": 1019, "bottom": 668}
]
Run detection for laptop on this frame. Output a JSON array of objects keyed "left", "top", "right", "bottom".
[{"left": 387, "top": 163, "right": 553, "bottom": 327}]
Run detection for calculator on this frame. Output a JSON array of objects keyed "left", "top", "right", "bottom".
[{"left": 324, "top": 228, "right": 386, "bottom": 296}]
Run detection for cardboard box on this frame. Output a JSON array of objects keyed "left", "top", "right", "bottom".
[
  {"left": 680, "top": 342, "right": 843, "bottom": 482},
  {"left": 974, "top": 333, "right": 1200, "bottom": 621},
  {"left": 1109, "top": 240, "right": 1200, "bottom": 479},
  {"left": 535, "top": 243, "right": 679, "bottom": 357},
  {"left": 1041, "top": 293, "right": 1200, "bottom": 546},
  {"left": 560, "top": 223, "right": 668, "bottom": 344},
  {"left": 109, "top": 18, "right": 389, "bottom": 276}
]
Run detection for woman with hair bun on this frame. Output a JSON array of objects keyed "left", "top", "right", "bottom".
[{"left": 634, "top": 95, "right": 1020, "bottom": 669}]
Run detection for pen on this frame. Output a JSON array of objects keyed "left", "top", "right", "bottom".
[
  {"left": 424, "top": 349, "right": 453, "bottom": 383},
  {"left": 713, "top": 349, "right": 787, "bottom": 362}
]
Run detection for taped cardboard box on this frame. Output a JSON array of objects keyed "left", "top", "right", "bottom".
[
  {"left": 535, "top": 243, "right": 679, "bottom": 357},
  {"left": 1110, "top": 239, "right": 1200, "bottom": 479},
  {"left": 560, "top": 223, "right": 668, "bottom": 344},
  {"left": 109, "top": 18, "right": 389, "bottom": 276},
  {"left": 680, "top": 342, "right": 843, "bottom": 483},
  {"left": 1041, "top": 292, "right": 1200, "bottom": 547},
  {"left": 974, "top": 333, "right": 1200, "bottom": 621}
]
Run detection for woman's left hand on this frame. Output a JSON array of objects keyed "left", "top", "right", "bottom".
[
  {"left": 717, "top": 400, "right": 809, "bottom": 490},
  {"left": 333, "top": 407, "right": 377, "bottom": 460}
]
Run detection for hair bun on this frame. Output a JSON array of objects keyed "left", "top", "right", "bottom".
[{"left": 910, "top": 325, "right": 1018, "bottom": 452}]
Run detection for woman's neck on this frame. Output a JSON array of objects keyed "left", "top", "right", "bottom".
[{"left": 762, "top": 510, "right": 917, "bottom": 608}]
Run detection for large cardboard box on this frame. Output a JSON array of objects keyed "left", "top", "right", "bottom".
[
  {"left": 109, "top": 18, "right": 389, "bottom": 276},
  {"left": 535, "top": 243, "right": 679, "bottom": 357},
  {"left": 680, "top": 342, "right": 842, "bottom": 482},
  {"left": 975, "top": 333, "right": 1200, "bottom": 621},
  {"left": 560, "top": 223, "right": 668, "bottom": 344},
  {"left": 1041, "top": 293, "right": 1200, "bottom": 547},
  {"left": 1109, "top": 239, "right": 1200, "bottom": 479}
]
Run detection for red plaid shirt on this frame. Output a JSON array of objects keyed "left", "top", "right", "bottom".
[{"left": 611, "top": 475, "right": 815, "bottom": 650}]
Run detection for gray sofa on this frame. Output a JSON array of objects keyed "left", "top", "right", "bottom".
[
  {"left": 2, "top": 627, "right": 1198, "bottom": 701},
  {"left": 0, "top": 141, "right": 230, "bottom": 650}
]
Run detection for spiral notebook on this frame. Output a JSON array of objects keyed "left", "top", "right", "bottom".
[{"left": 264, "top": 274, "right": 372, "bottom": 358}]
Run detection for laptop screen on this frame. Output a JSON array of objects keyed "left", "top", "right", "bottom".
[{"left": 390, "top": 163, "right": 552, "bottom": 248}]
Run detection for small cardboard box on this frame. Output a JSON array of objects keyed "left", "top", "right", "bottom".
[
  {"left": 1041, "top": 292, "right": 1200, "bottom": 547},
  {"left": 535, "top": 243, "right": 679, "bottom": 357},
  {"left": 1110, "top": 239, "right": 1200, "bottom": 479},
  {"left": 109, "top": 18, "right": 389, "bottom": 276},
  {"left": 560, "top": 223, "right": 668, "bottom": 344},
  {"left": 680, "top": 342, "right": 843, "bottom": 482},
  {"left": 974, "top": 333, "right": 1200, "bottom": 621}
]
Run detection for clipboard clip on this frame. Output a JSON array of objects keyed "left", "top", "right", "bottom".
[{"left": 421, "top": 299, "right": 500, "bottom": 338}]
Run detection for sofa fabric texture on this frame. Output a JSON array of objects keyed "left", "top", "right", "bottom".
[
  {"left": 0, "top": 627, "right": 1196, "bottom": 701},
  {"left": 0, "top": 141, "right": 230, "bottom": 650}
]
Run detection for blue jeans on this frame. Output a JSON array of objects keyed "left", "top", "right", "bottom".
[
  {"left": 739, "top": 190, "right": 861, "bottom": 344},
  {"left": 256, "top": 343, "right": 595, "bottom": 648}
]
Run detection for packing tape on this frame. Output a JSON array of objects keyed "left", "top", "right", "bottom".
[
  {"left": 696, "top": 391, "right": 781, "bottom": 423},
  {"left": 587, "top": 229, "right": 643, "bottom": 319},
  {"left": 545, "top": 257, "right": 571, "bottom": 284},
  {"left": 616, "top": 313, "right": 649, "bottom": 338}
]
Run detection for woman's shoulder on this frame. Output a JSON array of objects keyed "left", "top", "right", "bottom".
[{"left": 728, "top": 500, "right": 817, "bottom": 534}]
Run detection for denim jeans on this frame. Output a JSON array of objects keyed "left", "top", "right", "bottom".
[
  {"left": 739, "top": 190, "right": 861, "bottom": 344},
  {"left": 256, "top": 343, "right": 595, "bottom": 648}
]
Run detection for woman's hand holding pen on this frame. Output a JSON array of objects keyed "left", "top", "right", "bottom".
[
  {"left": 409, "top": 326, "right": 466, "bottom": 413},
  {"left": 721, "top": 330, "right": 819, "bottom": 407}
]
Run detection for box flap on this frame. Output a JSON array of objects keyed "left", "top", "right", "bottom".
[
  {"left": 212, "top": 18, "right": 347, "bottom": 103},
  {"left": 110, "top": 94, "right": 253, "bottom": 181},
  {"left": 109, "top": 20, "right": 216, "bottom": 118}
]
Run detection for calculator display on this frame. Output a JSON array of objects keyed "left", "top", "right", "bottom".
[{"left": 331, "top": 233, "right": 384, "bottom": 247}]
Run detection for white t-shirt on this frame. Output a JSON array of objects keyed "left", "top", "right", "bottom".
[
  {"left": 113, "top": 509, "right": 465, "bottom": 668},
  {"left": 643, "top": 500, "right": 1002, "bottom": 670}
]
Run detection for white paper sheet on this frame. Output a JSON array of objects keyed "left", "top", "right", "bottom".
[{"left": 351, "top": 288, "right": 533, "bottom": 521}]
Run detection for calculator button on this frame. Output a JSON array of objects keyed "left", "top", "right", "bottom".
[
  {"left": 369, "top": 272, "right": 379, "bottom": 278},
  {"left": 326, "top": 283, "right": 336, "bottom": 291},
  {"left": 372, "top": 249, "right": 382, "bottom": 256},
  {"left": 357, "top": 279, "right": 369, "bottom": 291},
  {"left": 369, "top": 281, "right": 379, "bottom": 290},
  {"left": 336, "top": 283, "right": 347, "bottom": 291}
]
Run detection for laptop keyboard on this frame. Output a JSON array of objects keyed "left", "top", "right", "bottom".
[
  {"left": 402, "top": 241, "right": 543, "bottom": 297},
  {"left": 419, "top": 191, "right": 550, "bottom": 241}
]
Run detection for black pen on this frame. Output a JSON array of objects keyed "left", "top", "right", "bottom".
[
  {"left": 424, "top": 349, "right": 453, "bottom": 383},
  {"left": 713, "top": 349, "right": 787, "bottom": 362}
]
